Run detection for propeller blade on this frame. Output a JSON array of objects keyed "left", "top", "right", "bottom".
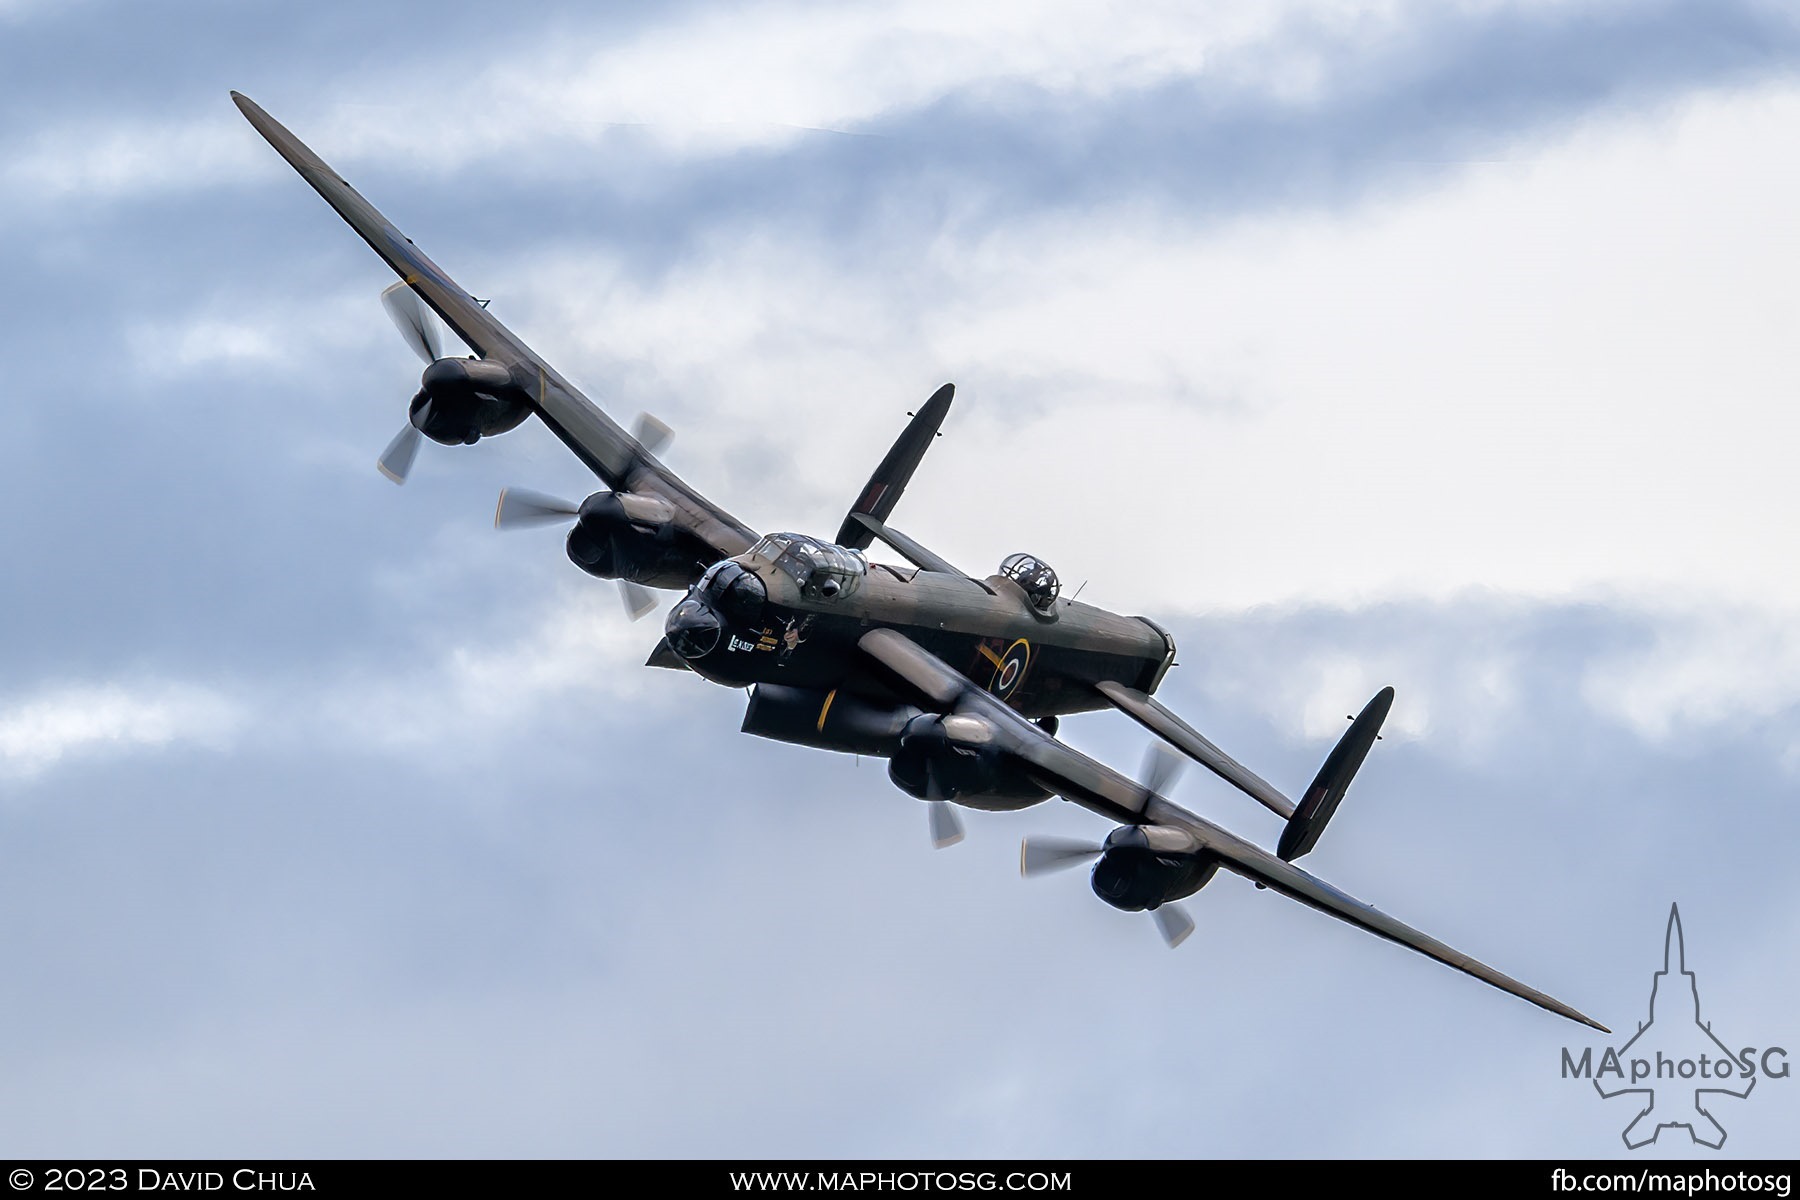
[
  {"left": 494, "top": 487, "right": 581, "bottom": 530},
  {"left": 381, "top": 282, "right": 442, "bottom": 364},
  {"left": 927, "top": 800, "right": 965, "bottom": 850},
  {"left": 618, "top": 580, "right": 658, "bottom": 621},
  {"left": 632, "top": 413, "right": 673, "bottom": 457},
  {"left": 922, "top": 760, "right": 965, "bottom": 848},
  {"left": 1019, "top": 837, "right": 1103, "bottom": 878},
  {"left": 376, "top": 422, "right": 423, "bottom": 485},
  {"left": 1152, "top": 903, "right": 1195, "bottom": 949},
  {"left": 1140, "top": 741, "right": 1186, "bottom": 801}
]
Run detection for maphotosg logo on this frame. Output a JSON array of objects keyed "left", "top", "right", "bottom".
[{"left": 1560, "top": 904, "right": 1789, "bottom": 1149}]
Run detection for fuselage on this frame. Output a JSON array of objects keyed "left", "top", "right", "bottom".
[{"left": 664, "top": 533, "right": 1175, "bottom": 719}]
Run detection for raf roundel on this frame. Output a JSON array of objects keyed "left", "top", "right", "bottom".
[{"left": 989, "top": 639, "right": 1032, "bottom": 701}]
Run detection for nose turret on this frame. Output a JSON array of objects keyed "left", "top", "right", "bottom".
[{"left": 665, "top": 598, "right": 723, "bottom": 660}]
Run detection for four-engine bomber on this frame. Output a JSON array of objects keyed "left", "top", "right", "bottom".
[{"left": 234, "top": 90, "right": 1608, "bottom": 1033}]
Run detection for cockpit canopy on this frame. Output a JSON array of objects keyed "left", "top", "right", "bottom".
[
  {"left": 748, "top": 532, "right": 868, "bottom": 600},
  {"left": 1000, "top": 552, "right": 1060, "bottom": 611}
]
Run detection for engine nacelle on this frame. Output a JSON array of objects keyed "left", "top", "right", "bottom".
[
  {"left": 564, "top": 490, "right": 713, "bottom": 588},
  {"left": 1089, "top": 825, "right": 1218, "bottom": 912},
  {"left": 410, "top": 358, "right": 531, "bottom": 447},
  {"left": 740, "top": 685, "right": 923, "bottom": 756},
  {"left": 887, "top": 713, "right": 1052, "bottom": 811}
]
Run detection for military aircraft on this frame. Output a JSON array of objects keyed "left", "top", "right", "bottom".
[{"left": 233, "top": 91, "right": 1607, "bottom": 1032}]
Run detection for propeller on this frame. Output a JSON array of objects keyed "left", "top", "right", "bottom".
[
  {"left": 373, "top": 286, "right": 664, "bottom": 488},
  {"left": 376, "top": 404, "right": 428, "bottom": 485},
  {"left": 618, "top": 580, "right": 658, "bottom": 621},
  {"left": 1152, "top": 903, "right": 1196, "bottom": 949},
  {"left": 492, "top": 487, "right": 661, "bottom": 621},
  {"left": 1139, "top": 741, "right": 1185, "bottom": 804},
  {"left": 489, "top": 403, "right": 673, "bottom": 529},
  {"left": 1130, "top": 742, "right": 1195, "bottom": 946},
  {"left": 1019, "top": 836, "right": 1102, "bottom": 877},
  {"left": 1018, "top": 740, "right": 1195, "bottom": 946},
  {"left": 633, "top": 413, "right": 673, "bottom": 457},
  {"left": 493, "top": 488, "right": 580, "bottom": 529},
  {"left": 1018, "top": 830, "right": 1196, "bottom": 947},
  {"left": 924, "top": 762, "right": 965, "bottom": 850},
  {"left": 376, "top": 283, "right": 445, "bottom": 485},
  {"left": 382, "top": 280, "right": 442, "bottom": 364}
]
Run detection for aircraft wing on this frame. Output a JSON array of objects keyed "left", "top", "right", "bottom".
[
  {"left": 232, "top": 92, "right": 757, "bottom": 569},
  {"left": 858, "top": 628, "right": 1609, "bottom": 1032},
  {"left": 1097, "top": 681, "right": 1296, "bottom": 820},
  {"left": 1132, "top": 797, "right": 1608, "bottom": 1032}
]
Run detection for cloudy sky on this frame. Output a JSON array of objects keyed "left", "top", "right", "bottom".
[{"left": 2, "top": 0, "right": 1797, "bottom": 1159}]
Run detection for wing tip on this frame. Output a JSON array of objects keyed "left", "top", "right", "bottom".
[
  {"left": 1539, "top": 996, "right": 1608, "bottom": 1033},
  {"left": 230, "top": 90, "right": 336, "bottom": 180}
]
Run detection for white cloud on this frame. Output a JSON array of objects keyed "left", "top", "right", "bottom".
[
  {"left": 490, "top": 0, "right": 1235, "bottom": 153},
  {"left": 0, "top": 682, "right": 244, "bottom": 780},
  {"left": 297, "top": 581, "right": 696, "bottom": 758},
  {"left": 910, "top": 83, "right": 1800, "bottom": 616},
  {"left": 0, "top": 599, "right": 689, "bottom": 790},
  {"left": 136, "top": 58, "right": 1800, "bottom": 762},
  {"left": 482, "top": 78, "right": 1800, "bottom": 628},
  {"left": 136, "top": 316, "right": 287, "bottom": 373},
  {"left": 13, "top": 2, "right": 1793, "bottom": 790},
  {"left": 0, "top": 0, "right": 90, "bottom": 19},
  {"left": 1581, "top": 607, "right": 1800, "bottom": 745},
  {"left": 1159, "top": 608, "right": 1537, "bottom": 769},
  {"left": 5, "top": 118, "right": 258, "bottom": 204},
  {"left": 126, "top": 287, "right": 386, "bottom": 380}
]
